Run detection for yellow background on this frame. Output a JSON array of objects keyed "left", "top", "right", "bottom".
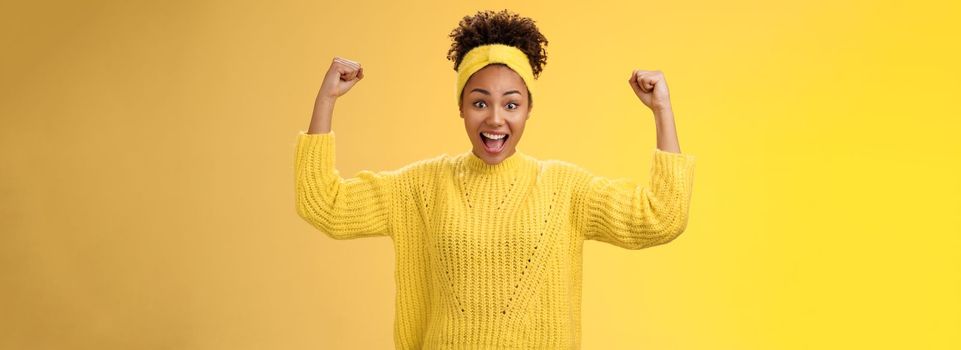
[{"left": 2, "top": 0, "right": 958, "bottom": 349}]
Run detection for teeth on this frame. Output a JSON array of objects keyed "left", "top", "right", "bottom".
[{"left": 481, "top": 132, "right": 507, "bottom": 140}]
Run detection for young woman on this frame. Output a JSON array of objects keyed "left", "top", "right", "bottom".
[{"left": 295, "top": 9, "right": 696, "bottom": 349}]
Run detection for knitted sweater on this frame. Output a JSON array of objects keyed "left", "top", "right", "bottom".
[{"left": 294, "top": 131, "right": 696, "bottom": 349}]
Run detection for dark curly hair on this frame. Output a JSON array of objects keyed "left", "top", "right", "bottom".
[{"left": 447, "top": 9, "right": 549, "bottom": 79}]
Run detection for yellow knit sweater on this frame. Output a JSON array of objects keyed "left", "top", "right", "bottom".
[{"left": 294, "top": 131, "right": 696, "bottom": 349}]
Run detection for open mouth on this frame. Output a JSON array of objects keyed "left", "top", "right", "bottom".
[{"left": 480, "top": 131, "right": 509, "bottom": 153}]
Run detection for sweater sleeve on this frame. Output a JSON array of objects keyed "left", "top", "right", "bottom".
[
  {"left": 571, "top": 148, "right": 696, "bottom": 249},
  {"left": 294, "top": 130, "right": 400, "bottom": 239}
]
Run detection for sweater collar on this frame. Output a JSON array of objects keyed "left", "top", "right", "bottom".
[{"left": 461, "top": 148, "right": 534, "bottom": 175}]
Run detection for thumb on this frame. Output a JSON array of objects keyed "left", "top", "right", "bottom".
[
  {"left": 628, "top": 69, "right": 643, "bottom": 96},
  {"left": 340, "top": 73, "right": 362, "bottom": 91}
]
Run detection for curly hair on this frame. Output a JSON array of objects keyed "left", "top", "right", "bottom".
[{"left": 446, "top": 9, "right": 549, "bottom": 79}]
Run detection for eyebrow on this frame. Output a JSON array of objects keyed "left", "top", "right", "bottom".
[{"left": 469, "top": 88, "right": 521, "bottom": 96}]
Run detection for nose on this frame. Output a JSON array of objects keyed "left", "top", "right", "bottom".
[{"left": 485, "top": 109, "right": 505, "bottom": 127}]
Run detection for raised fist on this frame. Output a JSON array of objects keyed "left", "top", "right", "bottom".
[
  {"left": 318, "top": 57, "right": 364, "bottom": 101},
  {"left": 628, "top": 69, "right": 672, "bottom": 112}
]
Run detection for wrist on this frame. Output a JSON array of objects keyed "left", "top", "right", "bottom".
[
  {"left": 653, "top": 105, "right": 673, "bottom": 118},
  {"left": 316, "top": 95, "right": 337, "bottom": 106}
]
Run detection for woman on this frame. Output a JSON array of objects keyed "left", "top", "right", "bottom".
[{"left": 294, "top": 9, "right": 696, "bottom": 349}]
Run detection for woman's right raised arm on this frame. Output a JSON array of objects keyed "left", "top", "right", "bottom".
[
  {"left": 295, "top": 57, "right": 398, "bottom": 239},
  {"left": 308, "top": 56, "right": 364, "bottom": 134},
  {"left": 295, "top": 131, "right": 399, "bottom": 239}
]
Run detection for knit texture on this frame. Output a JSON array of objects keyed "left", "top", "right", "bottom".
[{"left": 294, "top": 131, "right": 696, "bottom": 349}]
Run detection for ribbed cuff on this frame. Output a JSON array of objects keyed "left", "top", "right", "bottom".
[
  {"left": 651, "top": 148, "right": 697, "bottom": 191},
  {"left": 296, "top": 130, "right": 336, "bottom": 172},
  {"left": 651, "top": 148, "right": 696, "bottom": 183}
]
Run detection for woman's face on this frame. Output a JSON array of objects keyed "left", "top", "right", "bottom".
[{"left": 459, "top": 64, "right": 532, "bottom": 165}]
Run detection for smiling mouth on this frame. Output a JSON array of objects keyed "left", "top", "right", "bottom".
[{"left": 480, "top": 132, "right": 509, "bottom": 153}]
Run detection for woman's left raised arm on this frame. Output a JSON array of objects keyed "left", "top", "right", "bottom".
[
  {"left": 629, "top": 69, "right": 682, "bottom": 153},
  {"left": 570, "top": 70, "right": 696, "bottom": 250}
]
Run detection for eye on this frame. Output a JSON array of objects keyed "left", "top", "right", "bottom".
[
  {"left": 473, "top": 101, "right": 487, "bottom": 108},
  {"left": 506, "top": 102, "right": 519, "bottom": 110}
]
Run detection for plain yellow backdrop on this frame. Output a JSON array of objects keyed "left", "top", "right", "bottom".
[{"left": 1, "top": 0, "right": 958, "bottom": 349}]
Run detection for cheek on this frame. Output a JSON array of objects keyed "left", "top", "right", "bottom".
[
  {"left": 509, "top": 119, "right": 527, "bottom": 134},
  {"left": 464, "top": 121, "right": 480, "bottom": 139},
  {"left": 463, "top": 116, "right": 481, "bottom": 130}
]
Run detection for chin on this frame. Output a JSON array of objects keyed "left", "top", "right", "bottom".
[{"left": 476, "top": 146, "right": 512, "bottom": 163}]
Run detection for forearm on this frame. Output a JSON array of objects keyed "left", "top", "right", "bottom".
[
  {"left": 307, "top": 96, "right": 336, "bottom": 134},
  {"left": 652, "top": 107, "right": 681, "bottom": 154}
]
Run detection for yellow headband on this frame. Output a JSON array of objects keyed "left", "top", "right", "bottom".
[{"left": 455, "top": 43, "right": 535, "bottom": 105}]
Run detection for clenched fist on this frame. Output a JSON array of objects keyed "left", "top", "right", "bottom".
[
  {"left": 318, "top": 56, "right": 364, "bottom": 101},
  {"left": 628, "top": 69, "right": 672, "bottom": 112}
]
